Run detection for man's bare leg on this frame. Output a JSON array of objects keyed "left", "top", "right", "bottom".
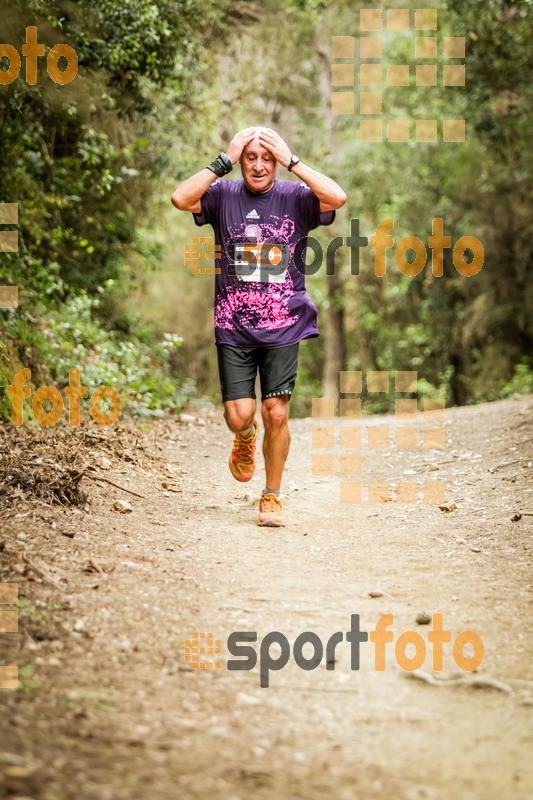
[
  {"left": 261, "top": 395, "right": 291, "bottom": 492},
  {"left": 225, "top": 398, "right": 258, "bottom": 483}
]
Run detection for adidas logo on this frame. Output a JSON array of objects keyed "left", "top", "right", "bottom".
[{"left": 246, "top": 209, "right": 260, "bottom": 219}]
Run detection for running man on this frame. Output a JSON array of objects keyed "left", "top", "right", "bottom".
[{"left": 171, "top": 127, "right": 346, "bottom": 526}]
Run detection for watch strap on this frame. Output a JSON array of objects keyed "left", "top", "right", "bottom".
[{"left": 207, "top": 152, "right": 233, "bottom": 177}]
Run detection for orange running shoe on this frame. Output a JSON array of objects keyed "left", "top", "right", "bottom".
[
  {"left": 229, "top": 417, "right": 258, "bottom": 482},
  {"left": 258, "top": 493, "right": 285, "bottom": 527}
]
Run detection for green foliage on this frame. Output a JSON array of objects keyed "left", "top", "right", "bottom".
[
  {"left": 1, "top": 0, "right": 532, "bottom": 416},
  {"left": 0, "top": 0, "right": 236, "bottom": 416},
  {"left": 1, "top": 286, "right": 192, "bottom": 419},
  {"left": 17, "top": 664, "right": 41, "bottom": 693},
  {"left": 500, "top": 358, "right": 533, "bottom": 398},
  {"left": 40, "top": 288, "right": 189, "bottom": 416},
  {"left": 0, "top": 0, "right": 233, "bottom": 297},
  {"left": 143, "top": 0, "right": 533, "bottom": 412}
]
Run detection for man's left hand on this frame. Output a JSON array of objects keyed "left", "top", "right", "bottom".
[{"left": 258, "top": 128, "right": 292, "bottom": 168}]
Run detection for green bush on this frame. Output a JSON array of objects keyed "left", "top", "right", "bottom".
[
  {"left": 501, "top": 358, "right": 533, "bottom": 398},
  {"left": 1, "top": 284, "right": 193, "bottom": 419}
]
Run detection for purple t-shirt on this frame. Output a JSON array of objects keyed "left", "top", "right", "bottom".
[{"left": 193, "top": 178, "right": 335, "bottom": 349}]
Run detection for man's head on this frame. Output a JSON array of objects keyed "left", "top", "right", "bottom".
[{"left": 240, "top": 127, "right": 277, "bottom": 194}]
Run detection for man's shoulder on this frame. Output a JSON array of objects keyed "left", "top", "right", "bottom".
[
  {"left": 212, "top": 178, "right": 244, "bottom": 193},
  {"left": 275, "top": 179, "right": 304, "bottom": 190},
  {"left": 275, "top": 179, "right": 312, "bottom": 198}
]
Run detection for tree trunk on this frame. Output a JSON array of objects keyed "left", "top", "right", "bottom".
[{"left": 323, "top": 269, "right": 345, "bottom": 407}]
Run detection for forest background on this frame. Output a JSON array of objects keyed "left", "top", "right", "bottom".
[{"left": 1, "top": 0, "right": 532, "bottom": 422}]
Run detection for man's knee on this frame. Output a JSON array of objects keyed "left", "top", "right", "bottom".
[
  {"left": 262, "top": 396, "right": 290, "bottom": 431},
  {"left": 224, "top": 400, "right": 255, "bottom": 432}
]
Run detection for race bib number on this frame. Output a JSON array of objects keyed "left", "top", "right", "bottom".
[{"left": 233, "top": 242, "right": 290, "bottom": 283}]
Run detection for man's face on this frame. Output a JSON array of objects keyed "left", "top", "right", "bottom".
[{"left": 240, "top": 134, "right": 277, "bottom": 194}]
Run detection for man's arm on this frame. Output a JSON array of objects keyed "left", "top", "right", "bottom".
[
  {"left": 171, "top": 169, "right": 217, "bottom": 214},
  {"left": 171, "top": 128, "right": 257, "bottom": 213},
  {"left": 258, "top": 129, "right": 347, "bottom": 213},
  {"left": 290, "top": 161, "right": 347, "bottom": 212}
]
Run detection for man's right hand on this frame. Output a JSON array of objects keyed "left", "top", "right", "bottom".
[
  {"left": 171, "top": 127, "right": 257, "bottom": 213},
  {"left": 226, "top": 128, "right": 256, "bottom": 165}
]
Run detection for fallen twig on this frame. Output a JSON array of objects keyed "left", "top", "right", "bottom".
[
  {"left": 22, "top": 551, "right": 65, "bottom": 590},
  {"left": 489, "top": 458, "right": 531, "bottom": 473},
  {"left": 37, "top": 460, "right": 147, "bottom": 500},
  {"left": 84, "top": 469, "right": 147, "bottom": 499},
  {"left": 404, "top": 671, "right": 442, "bottom": 686},
  {"left": 468, "top": 676, "right": 512, "bottom": 693},
  {"left": 405, "top": 671, "right": 512, "bottom": 692}
]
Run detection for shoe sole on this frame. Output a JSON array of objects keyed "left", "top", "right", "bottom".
[{"left": 258, "top": 519, "right": 285, "bottom": 527}]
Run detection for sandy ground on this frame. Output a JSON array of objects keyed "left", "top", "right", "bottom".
[{"left": 0, "top": 395, "right": 532, "bottom": 800}]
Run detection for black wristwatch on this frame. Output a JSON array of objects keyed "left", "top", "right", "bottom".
[
  {"left": 207, "top": 152, "right": 233, "bottom": 177},
  {"left": 287, "top": 155, "right": 300, "bottom": 172}
]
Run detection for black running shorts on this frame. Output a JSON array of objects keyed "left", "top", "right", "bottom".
[{"left": 217, "top": 343, "right": 299, "bottom": 402}]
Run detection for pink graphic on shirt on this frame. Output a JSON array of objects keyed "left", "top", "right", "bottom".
[
  {"left": 244, "top": 224, "right": 261, "bottom": 239},
  {"left": 215, "top": 215, "right": 300, "bottom": 331}
]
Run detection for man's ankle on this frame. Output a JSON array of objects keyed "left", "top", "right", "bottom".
[
  {"left": 240, "top": 422, "right": 256, "bottom": 440},
  {"left": 263, "top": 487, "right": 281, "bottom": 498}
]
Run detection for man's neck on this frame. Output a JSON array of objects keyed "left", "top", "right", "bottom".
[{"left": 244, "top": 180, "right": 275, "bottom": 195}]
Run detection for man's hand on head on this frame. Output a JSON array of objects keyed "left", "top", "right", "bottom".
[
  {"left": 226, "top": 128, "right": 257, "bottom": 165},
  {"left": 258, "top": 129, "right": 292, "bottom": 169}
]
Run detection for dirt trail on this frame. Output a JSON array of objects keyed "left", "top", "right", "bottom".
[{"left": 1, "top": 396, "right": 532, "bottom": 800}]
